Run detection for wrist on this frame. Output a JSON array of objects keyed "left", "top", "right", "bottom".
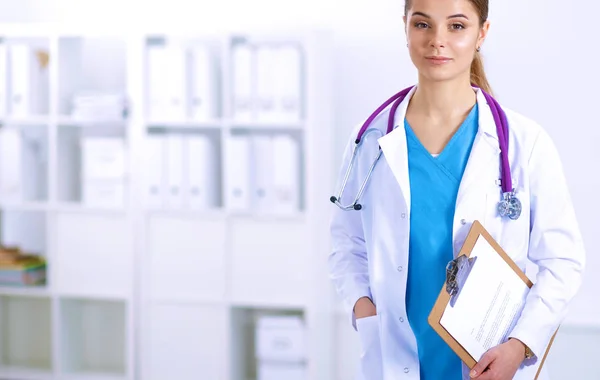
[{"left": 509, "top": 338, "right": 532, "bottom": 359}]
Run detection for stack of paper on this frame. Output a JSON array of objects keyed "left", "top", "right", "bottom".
[
  {"left": 0, "top": 246, "right": 46, "bottom": 287},
  {"left": 70, "top": 91, "right": 128, "bottom": 121}
]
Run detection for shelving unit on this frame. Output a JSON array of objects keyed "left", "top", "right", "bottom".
[{"left": 1, "top": 24, "right": 335, "bottom": 380}]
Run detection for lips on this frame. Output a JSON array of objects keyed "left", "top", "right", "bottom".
[{"left": 426, "top": 56, "right": 452, "bottom": 64}]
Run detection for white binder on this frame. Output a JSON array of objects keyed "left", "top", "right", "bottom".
[
  {"left": 186, "top": 135, "right": 218, "bottom": 209},
  {"left": 147, "top": 45, "right": 187, "bottom": 121},
  {"left": 144, "top": 135, "right": 166, "bottom": 208},
  {"left": 189, "top": 46, "right": 218, "bottom": 121},
  {"left": 275, "top": 45, "right": 303, "bottom": 122},
  {"left": 0, "top": 44, "right": 7, "bottom": 118},
  {"left": 0, "top": 128, "right": 22, "bottom": 202},
  {"left": 231, "top": 43, "right": 255, "bottom": 122},
  {"left": 225, "top": 135, "right": 252, "bottom": 210},
  {"left": 8, "top": 44, "right": 48, "bottom": 117},
  {"left": 251, "top": 135, "right": 274, "bottom": 212},
  {"left": 165, "top": 135, "right": 185, "bottom": 208},
  {"left": 256, "top": 45, "right": 277, "bottom": 122},
  {"left": 272, "top": 135, "right": 300, "bottom": 213}
]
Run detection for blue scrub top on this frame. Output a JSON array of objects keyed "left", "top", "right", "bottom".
[{"left": 404, "top": 103, "right": 479, "bottom": 379}]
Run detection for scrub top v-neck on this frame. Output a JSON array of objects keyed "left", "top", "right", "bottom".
[{"left": 404, "top": 103, "right": 479, "bottom": 380}]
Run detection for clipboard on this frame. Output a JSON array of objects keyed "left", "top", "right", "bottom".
[{"left": 427, "top": 220, "right": 558, "bottom": 379}]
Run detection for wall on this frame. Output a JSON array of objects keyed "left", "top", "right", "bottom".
[{"left": 1, "top": 0, "right": 598, "bottom": 377}]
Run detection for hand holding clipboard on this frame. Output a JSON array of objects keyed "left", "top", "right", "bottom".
[{"left": 428, "top": 221, "right": 558, "bottom": 379}]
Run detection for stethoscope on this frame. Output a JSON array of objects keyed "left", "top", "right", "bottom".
[{"left": 330, "top": 85, "right": 522, "bottom": 221}]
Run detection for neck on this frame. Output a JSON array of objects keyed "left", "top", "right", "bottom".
[{"left": 410, "top": 75, "right": 476, "bottom": 121}]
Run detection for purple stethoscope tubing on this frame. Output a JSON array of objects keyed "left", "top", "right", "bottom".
[{"left": 355, "top": 85, "right": 513, "bottom": 195}]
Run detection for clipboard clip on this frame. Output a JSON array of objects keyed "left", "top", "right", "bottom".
[{"left": 445, "top": 255, "right": 477, "bottom": 307}]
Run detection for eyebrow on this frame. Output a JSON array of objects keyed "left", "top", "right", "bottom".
[{"left": 411, "top": 11, "right": 470, "bottom": 20}]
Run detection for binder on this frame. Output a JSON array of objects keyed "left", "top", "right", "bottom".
[
  {"left": 256, "top": 45, "right": 277, "bottom": 122},
  {"left": 8, "top": 44, "right": 48, "bottom": 117},
  {"left": 189, "top": 45, "right": 218, "bottom": 121},
  {"left": 165, "top": 135, "right": 184, "bottom": 208},
  {"left": 274, "top": 45, "right": 302, "bottom": 122},
  {"left": 0, "top": 128, "right": 22, "bottom": 202},
  {"left": 428, "top": 220, "right": 557, "bottom": 379},
  {"left": 272, "top": 135, "right": 300, "bottom": 213},
  {"left": 231, "top": 43, "right": 255, "bottom": 122},
  {"left": 225, "top": 135, "right": 252, "bottom": 210},
  {"left": 0, "top": 44, "right": 6, "bottom": 117},
  {"left": 147, "top": 45, "right": 186, "bottom": 121},
  {"left": 186, "top": 135, "right": 218, "bottom": 209},
  {"left": 144, "top": 135, "right": 166, "bottom": 208},
  {"left": 251, "top": 135, "right": 274, "bottom": 211}
]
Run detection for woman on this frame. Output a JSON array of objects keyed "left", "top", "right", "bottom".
[{"left": 328, "top": 0, "right": 586, "bottom": 379}]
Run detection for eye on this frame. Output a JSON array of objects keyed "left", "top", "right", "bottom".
[
  {"left": 414, "top": 21, "right": 429, "bottom": 29},
  {"left": 450, "top": 23, "right": 465, "bottom": 30}
]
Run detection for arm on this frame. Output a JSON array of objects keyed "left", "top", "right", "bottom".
[
  {"left": 507, "top": 128, "right": 586, "bottom": 358},
  {"left": 328, "top": 130, "right": 374, "bottom": 330}
]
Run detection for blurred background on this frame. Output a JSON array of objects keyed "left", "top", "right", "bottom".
[{"left": 0, "top": 0, "right": 597, "bottom": 379}]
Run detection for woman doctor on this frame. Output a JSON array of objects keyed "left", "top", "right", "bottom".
[{"left": 328, "top": 0, "right": 586, "bottom": 379}]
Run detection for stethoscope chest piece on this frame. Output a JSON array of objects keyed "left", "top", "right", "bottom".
[{"left": 497, "top": 192, "right": 522, "bottom": 220}]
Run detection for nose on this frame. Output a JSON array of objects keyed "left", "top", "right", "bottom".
[{"left": 429, "top": 27, "right": 446, "bottom": 49}]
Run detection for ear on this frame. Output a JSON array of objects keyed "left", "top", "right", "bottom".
[{"left": 478, "top": 20, "right": 491, "bottom": 48}]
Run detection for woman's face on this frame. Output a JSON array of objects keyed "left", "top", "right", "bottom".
[{"left": 404, "top": 0, "right": 489, "bottom": 83}]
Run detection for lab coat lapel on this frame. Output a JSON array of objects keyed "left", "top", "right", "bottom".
[
  {"left": 377, "top": 87, "right": 416, "bottom": 213},
  {"left": 456, "top": 89, "right": 501, "bottom": 206}
]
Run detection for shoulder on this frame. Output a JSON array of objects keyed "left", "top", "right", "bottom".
[{"left": 501, "top": 106, "right": 555, "bottom": 162}]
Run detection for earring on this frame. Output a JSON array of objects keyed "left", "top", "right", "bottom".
[{"left": 476, "top": 46, "right": 481, "bottom": 52}]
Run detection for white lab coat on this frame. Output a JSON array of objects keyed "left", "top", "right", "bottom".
[{"left": 329, "top": 86, "right": 586, "bottom": 380}]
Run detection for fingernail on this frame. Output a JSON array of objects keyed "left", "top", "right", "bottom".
[{"left": 470, "top": 370, "right": 477, "bottom": 377}]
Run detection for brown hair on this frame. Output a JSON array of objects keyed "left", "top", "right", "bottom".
[{"left": 404, "top": 0, "right": 493, "bottom": 94}]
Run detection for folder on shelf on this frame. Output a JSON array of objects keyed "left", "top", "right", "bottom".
[
  {"left": 225, "top": 135, "right": 252, "bottom": 210},
  {"left": 251, "top": 135, "right": 275, "bottom": 211},
  {"left": 189, "top": 45, "right": 219, "bottom": 121},
  {"left": 275, "top": 45, "right": 303, "bottom": 122},
  {"left": 144, "top": 135, "right": 166, "bottom": 208},
  {"left": 147, "top": 45, "right": 186, "bottom": 121},
  {"left": 0, "top": 127, "right": 23, "bottom": 202},
  {"left": 0, "top": 44, "right": 6, "bottom": 117},
  {"left": 8, "top": 44, "right": 49, "bottom": 117},
  {"left": 272, "top": 135, "right": 300, "bottom": 213},
  {"left": 186, "top": 135, "right": 219, "bottom": 209},
  {"left": 231, "top": 43, "right": 255, "bottom": 122},
  {"left": 428, "top": 221, "right": 557, "bottom": 380},
  {"left": 256, "top": 45, "right": 277, "bottom": 123},
  {"left": 165, "top": 135, "right": 185, "bottom": 209}
]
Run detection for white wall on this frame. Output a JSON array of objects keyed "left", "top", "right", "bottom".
[{"left": 2, "top": 0, "right": 598, "bottom": 377}]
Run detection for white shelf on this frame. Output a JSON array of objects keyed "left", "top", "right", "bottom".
[
  {"left": 1, "top": 26, "right": 335, "bottom": 380},
  {"left": 0, "top": 367, "right": 54, "bottom": 380},
  {"left": 146, "top": 119, "right": 223, "bottom": 129},
  {"left": 0, "top": 285, "right": 50, "bottom": 297},
  {"left": 0, "top": 201, "right": 49, "bottom": 211},
  {"left": 60, "top": 298, "right": 127, "bottom": 376},
  {"left": 57, "top": 116, "right": 127, "bottom": 128},
  {"left": 0, "top": 295, "right": 53, "bottom": 372},
  {"left": 60, "top": 373, "right": 128, "bottom": 380},
  {"left": 228, "top": 120, "right": 305, "bottom": 131},
  {"left": 1, "top": 115, "right": 50, "bottom": 126}
]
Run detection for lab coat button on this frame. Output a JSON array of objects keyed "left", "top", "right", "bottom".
[
  {"left": 397, "top": 266, "right": 403, "bottom": 272},
  {"left": 401, "top": 213, "right": 406, "bottom": 219},
  {"left": 460, "top": 219, "right": 466, "bottom": 225},
  {"left": 399, "top": 317, "right": 404, "bottom": 323},
  {"left": 404, "top": 367, "right": 410, "bottom": 373}
]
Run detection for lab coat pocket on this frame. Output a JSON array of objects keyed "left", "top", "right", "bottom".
[{"left": 355, "top": 315, "right": 383, "bottom": 380}]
